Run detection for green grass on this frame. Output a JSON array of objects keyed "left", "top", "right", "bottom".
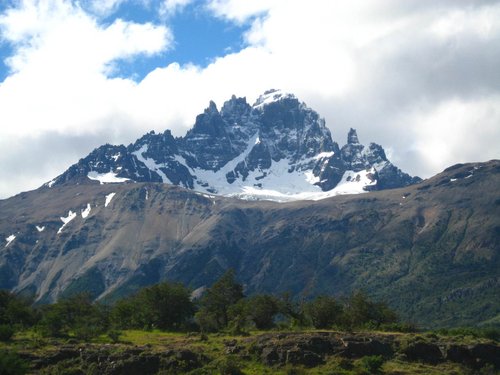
[
  {"left": 0, "top": 328, "right": 497, "bottom": 375},
  {"left": 382, "top": 359, "right": 473, "bottom": 375}
]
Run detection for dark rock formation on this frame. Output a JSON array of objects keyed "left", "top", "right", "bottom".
[{"left": 46, "top": 90, "right": 420, "bottom": 198}]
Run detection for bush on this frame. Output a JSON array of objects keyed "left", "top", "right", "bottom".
[
  {"left": 434, "top": 327, "right": 500, "bottom": 341},
  {"left": 358, "top": 355, "right": 384, "bottom": 374},
  {"left": 0, "top": 350, "right": 29, "bottom": 375},
  {"left": 0, "top": 325, "right": 14, "bottom": 342},
  {"left": 482, "top": 327, "right": 500, "bottom": 342},
  {"left": 305, "top": 296, "right": 343, "bottom": 329},
  {"left": 38, "top": 293, "right": 108, "bottom": 339},
  {"left": 111, "top": 282, "right": 195, "bottom": 331},
  {"left": 345, "top": 291, "right": 398, "bottom": 328},
  {"left": 0, "top": 290, "right": 36, "bottom": 328},
  {"left": 478, "top": 364, "right": 496, "bottom": 375},
  {"left": 215, "top": 357, "right": 244, "bottom": 375},
  {"left": 283, "top": 365, "right": 307, "bottom": 375},
  {"left": 107, "top": 330, "right": 121, "bottom": 343},
  {"left": 379, "top": 322, "right": 418, "bottom": 333},
  {"left": 247, "top": 294, "right": 280, "bottom": 330}
]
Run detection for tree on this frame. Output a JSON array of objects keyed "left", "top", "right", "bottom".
[
  {"left": 346, "top": 291, "right": 397, "bottom": 328},
  {"left": 38, "top": 293, "right": 108, "bottom": 339},
  {"left": 247, "top": 295, "right": 280, "bottom": 330},
  {"left": 227, "top": 299, "right": 250, "bottom": 334},
  {"left": 0, "top": 290, "right": 36, "bottom": 328},
  {"left": 0, "top": 350, "right": 29, "bottom": 375},
  {"left": 137, "top": 282, "right": 195, "bottom": 330},
  {"left": 277, "top": 292, "right": 307, "bottom": 328},
  {"left": 110, "top": 298, "right": 139, "bottom": 329},
  {"left": 196, "top": 269, "right": 244, "bottom": 331},
  {"left": 110, "top": 282, "right": 195, "bottom": 331},
  {"left": 305, "top": 295, "right": 344, "bottom": 329}
]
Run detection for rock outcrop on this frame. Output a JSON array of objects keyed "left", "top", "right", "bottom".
[{"left": 46, "top": 89, "right": 420, "bottom": 201}]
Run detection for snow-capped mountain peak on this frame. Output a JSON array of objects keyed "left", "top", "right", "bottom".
[
  {"left": 252, "top": 89, "right": 295, "bottom": 109},
  {"left": 45, "top": 90, "right": 420, "bottom": 201}
]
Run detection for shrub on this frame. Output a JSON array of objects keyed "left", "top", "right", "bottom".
[
  {"left": 482, "top": 327, "right": 500, "bottom": 342},
  {"left": 358, "top": 355, "right": 384, "bottom": 374},
  {"left": 345, "top": 291, "right": 398, "bottom": 328},
  {"left": 107, "top": 330, "right": 121, "bottom": 343},
  {"left": 0, "top": 325, "right": 14, "bottom": 342},
  {"left": 284, "top": 365, "right": 307, "bottom": 375},
  {"left": 379, "top": 322, "right": 418, "bottom": 333},
  {"left": 216, "top": 357, "right": 244, "bottom": 375},
  {"left": 0, "top": 350, "right": 29, "bottom": 375},
  {"left": 38, "top": 293, "right": 108, "bottom": 339},
  {"left": 478, "top": 364, "right": 496, "bottom": 375},
  {"left": 434, "top": 327, "right": 500, "bottom": 341},
  {"left": 305, "top": 295, "right": 343, "bottom": 329},
  {"left": 0, "top": 290, "right": 36, "bottom": 328},
  {"left": 247, "top": 294, "right": 280, "bottom": 330}
]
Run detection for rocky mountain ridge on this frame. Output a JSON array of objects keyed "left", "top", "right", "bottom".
[
  {"left": 47, "top": 89, "right": 420, "bottom": 201},
  {"left": 1, "top": 160, "right": 498, "bottom": 327}
]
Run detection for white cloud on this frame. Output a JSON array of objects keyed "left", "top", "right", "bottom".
[
  {"left": 88, "top": 0, "right": 127, "bottom": 16},
  {"left": 0, "top": 0, "right": 499, "bottom": 198},
  {"left": 0, "top": 0, "right": 171, "bottom": 139},
  {"left": 159, "top": 0, "right": 194, "bottom": 17},
  {"left": 206, "top": 0, "right": 276, "bottom": 23},
  {"left": 410, "top": 96, "right": 500, "bottom": 176}
]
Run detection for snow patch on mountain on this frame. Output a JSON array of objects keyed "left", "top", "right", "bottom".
[
  {"left": 330, "top": 168, "right": 377, "bottom": 195},
  {"left": 81, "top": 203, "right": 91, "bottom": 218},
  {"left": 5, "top": 234, "right": 15, "bottom": 247},
  {"left": 314, "top": 151, "right": 335, "bottom": 160},
  {"left": 88, "top": 171, "right": 130, "bottom": 184},
  {"left": 228, "top": 169, "right": 378, "bottom": 202},
  {"left": 197, "top": 157, "right": 326, "bottom": 200},
  {"left": 105, "top": 193, "right": 116, "bottom": 207},
  {"left": 253, "top": 89, "right": 293, "bottom": 109},
  {"left": 58, "top": 210, "right": 76, "bottom": 234},
  {"left": 132, "top": 145, "right": 172, "bottom": 183}
]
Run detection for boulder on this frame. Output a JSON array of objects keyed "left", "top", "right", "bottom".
[
  {"left": 286, "top": 348, "right": 324, "bottom": 367},
  {"left": 403, "top": 342, "right": 443, "bottom": 364},
  {"left": 469, "top": 343, "right": 500, "bottom": 369},
  {"left": 340, "top": 337, "right": 393, "bottom": 358}
]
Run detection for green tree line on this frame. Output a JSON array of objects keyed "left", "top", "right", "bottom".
[{"left": 0, "top": 270, "right": 402, "bottom": 342}]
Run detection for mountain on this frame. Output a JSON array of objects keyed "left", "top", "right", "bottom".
[
  {"left": 46, "top": 89, "right": 420, "bottom": 201},
  {"left": 1, "top": 160, "right": 499, "bottom": 327}
]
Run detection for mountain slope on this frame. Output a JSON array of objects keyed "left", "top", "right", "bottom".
[
  {"left": 46, "top": 89, "right": 419, "bottom": 201},
  {"left": 1, "top": 161, "right": 499, "bottom": 327}
]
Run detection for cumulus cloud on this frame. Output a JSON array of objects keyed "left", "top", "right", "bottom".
[
  {"left": 87, "top": 0, "right": 127, "bottom": 16},
  {"left": 159, "top": 0, "right": 194, "bottom": 17},
  {"left": 0, "top": 0, "right": 499, "bottom": 198},
  {"left": 0, "top": 0, "right": 171, "bottom": 137}
]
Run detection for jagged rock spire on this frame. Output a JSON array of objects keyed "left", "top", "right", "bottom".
[
  {"left": 347, "top": 128, "right": 359, "bottom": 144},
  {"left": 207, "top": 100, "right": 219, "bottom": 113}
]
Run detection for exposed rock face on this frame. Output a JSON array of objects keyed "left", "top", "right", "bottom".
[
  {"left": 403, "top": 341, "right": 444, "bottom": 364},
  {"left": 16, "top": 332, "right": 500, "bottom": 373},
  {"left": 46, "top": 89, "right": 419, "bottom": 201},
  {"left": 23, "top": 346, "right": 207, "bottom": 375},
  {"left": 243, "top": 332, "right": 499, "bottom": 369}
]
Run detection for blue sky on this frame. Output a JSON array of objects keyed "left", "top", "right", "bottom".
[
  {"left": 0, "top": 0, "right": 499, "bottom": 198},
  {"left": 0, "top": 0, "right": 249, "bottom": 81},
  {"left": 99, "top": 1, "right": 248, "bottom": 80}
]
